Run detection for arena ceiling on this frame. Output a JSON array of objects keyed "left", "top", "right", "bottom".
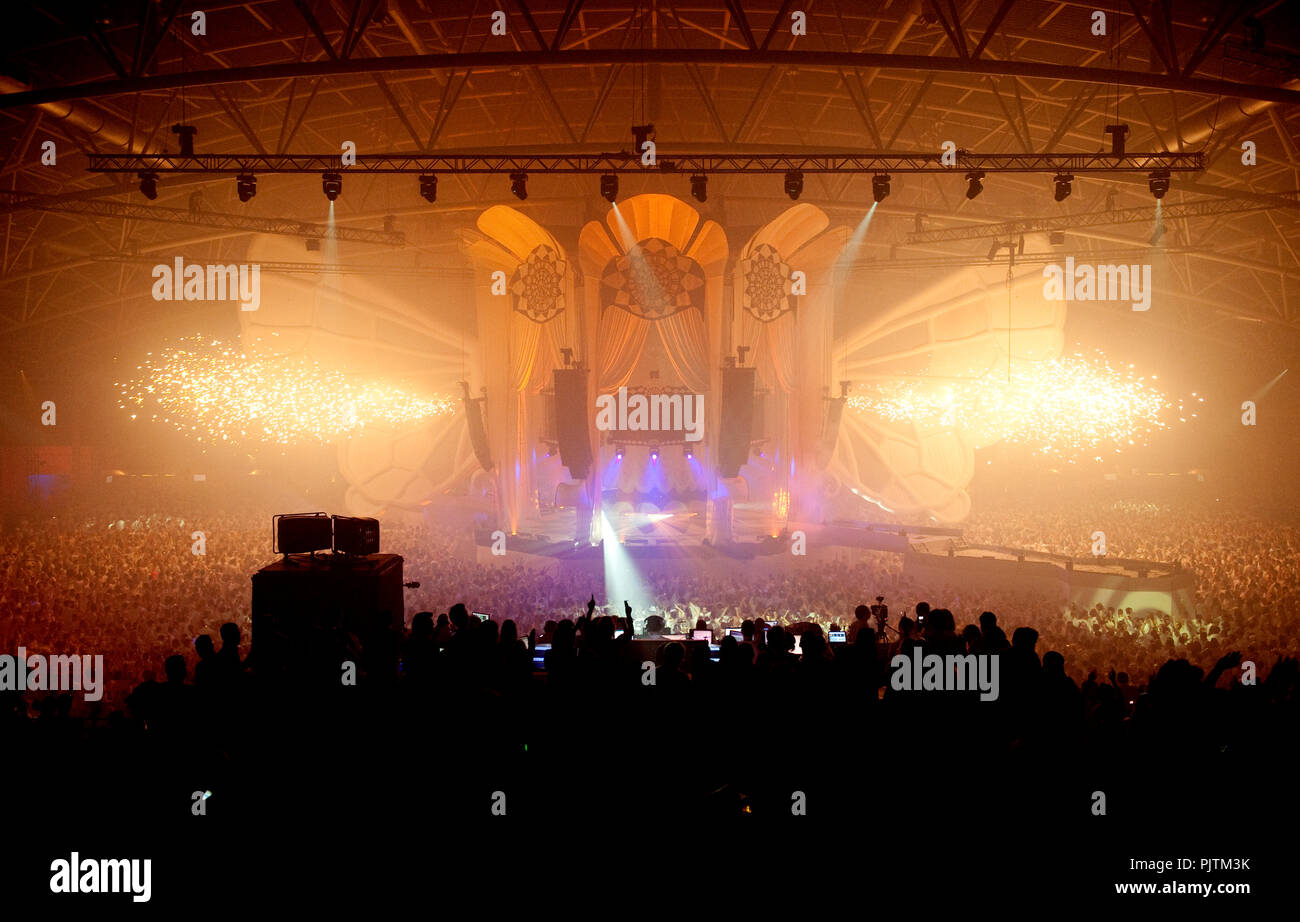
[{"left": 1, "top": 0, "right": 1299, "bottom": 362}]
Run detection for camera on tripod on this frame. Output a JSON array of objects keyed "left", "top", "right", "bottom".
[{"left": 870, "top": 596, "right": 888, "bottom": 633}]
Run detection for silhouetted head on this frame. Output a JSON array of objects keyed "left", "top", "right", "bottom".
[
  {"left": 899, "top": 616, "right": 915, "bottom": 637},
  {"left": 500, "top": 619, "right": 517, "bottom": 646},
  {"left": 915, "top": 602, "right": 931, "bottom": 619},
  {"left": 1043, "top": 650, "right": 1065, "bottom": 675},
  {"left": 741, "top": 619, "right": 755, "bottom": 640},
  {"left": 411, "top": 612, "right": 434, "bottom": 638},
  {"left": 854, "top": 604, "right": 870, "bottom": 621},
  {"left": 164, "top": 654, "right": 186, "bottom": 684},
  {"left": 1011, "top": 627, "right": 1039, "bottom": 651},
  {"left": 219, "top": 622, "right": 240, "bottom": 648},
  {"left": 194, "top": 635, "right": 216, "bottom": 659},
  {"left": 661, "top": 642, "right": 685, "bottom": 670},
  {"left": 449, "top": 603, "right": 469, "bottom": 629},
  {"left": 962, "top": 624, "right": 981, "bottom": 647},
  {"left": 979, "top": 611, "right": 997, "bottom": 628}
]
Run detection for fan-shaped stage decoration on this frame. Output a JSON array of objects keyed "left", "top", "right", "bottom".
[
  {"left": 464, "top": 205, "right": 579, "bottom": 533},
  {"left": 579, "top": 194, "right": 728, "bottom": 539},
  {"left": 732, "top": 204, "right": 848, "bottom": 530}
]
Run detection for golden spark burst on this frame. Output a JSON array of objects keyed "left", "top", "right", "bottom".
[
  {"left": 118, "top": 336, "right": 457, "bottom": 446},
  {"left": 847, "top": 352, "right": 1195, "bottom": 460}
]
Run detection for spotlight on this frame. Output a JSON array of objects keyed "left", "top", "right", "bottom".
[
  {"left": 419, "top": 173, "right": 437, "bottom": 203},
  {"left": 964, "top": 171, "right": 985, "bottom": 199},
  {"left": 321, "top": 172, "right": 342, "bottom": 201},
  {"left": 509, "top": 171, "right": 528, "bottom": 200},
  {"left": 236, "top": 172, "right": 256, "bottom": 203},
  {"left": 685, "top": 448, "right": 694, "bottom": 459},
  {"left": 783, "top": 171, "right": 803, "bottom": 200},
  {"left": 615, "top": 447, "right": 624, "bottom": 460},
  {"left": 872, "top": 173, "right": 890, "bottom": 203},
  {"left": 650, "top": 448, "right": 660, "bottom": 462},
  {"left": 600, "top": 173, "right": 618, "bottom": 202},
  {"left": 690, "top": 174, "right": 707, "bottom": 203},
  {"left": 137, "top": 171, "right": 158, "bottom": 200},
  {"left": 1148, "top": 169, "right": 1170, "bottom": 200},
  {"left": 1053, "top": 173, "right": 1073, "bottom": 202}
]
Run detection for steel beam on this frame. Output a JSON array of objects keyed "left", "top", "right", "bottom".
[
  {"left": 0, "top": 190, "right": 405, "bottom": 245},
  {"left": 86, "top": 151, "right": 1205, "bottom": 174},
  {"left": 4, "top": 50, "right": 1300, "bottom": 111}
]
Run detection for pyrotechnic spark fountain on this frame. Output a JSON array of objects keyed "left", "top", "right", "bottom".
[
  {"left": 847, "top": 352, "right": 1196, "bottom": 460},
  {"left": 118, "top": 336, "right": 457, "bottom": 446}
]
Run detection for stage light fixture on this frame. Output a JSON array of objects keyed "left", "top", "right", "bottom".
[
  {"left": 236, "top": 172, "right": 256, "bottom": 203},
  {"left": 419, "top": 173, "right": 437, "bottom": 203},
  {"left": 690, "top": 174, "right": 708, "bottom": 203},
  {"left": 685, "top": 448, "right": 694, "bottom": 459},
  {"left": 600, "top": 173, "right": 618, "bottom": 202},
  {"left": 321, "top": 172, "right": 342, "bottom": 201},
  {"left": 137, "top": 171, "right": 158, "bottom": 200},
  {"left": 964, "top": 171, "right": 985, "bottom": 199},
  {"left": 509, "top": 171, "right": 528, "bottom": 200},
  {"left": 650, "top": 447, "right": 660, "bottom": 462},
  {"left": 1053, "top": 173, "right": 1073, "bottom": 202},
  {"left": 872, "top": 173, "right": 890, "bottom": 203},
  {"left": 615, "top": 448, "right": 624, "bottom": 460},
  {"left": 784, "top": 171, "right": 804, "bottom": 200},
  {"left": 1148, "top": 169, "right": 1170, "bottom": 200}
]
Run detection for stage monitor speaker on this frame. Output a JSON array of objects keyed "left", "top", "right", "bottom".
[
  {"left": 460, "top": 383, "right": 494, "bottom": 472},
  {"left": 333, "top": 515, "right": 380, "bottom": 555},
  {"left": 274, "top": 512, "right": 332, "bottom": 554},
  {"left": 718, "top": 367, "right": 756, "bottom": 478},
  {"left": 816, "top": 397, "right": 846, "bottom": 469},
  {"left": 554, "top": 482, "right": 589, "bottom": 508},
  {"left": 553, "top": 368, "right": 593, "bottom": 479}
]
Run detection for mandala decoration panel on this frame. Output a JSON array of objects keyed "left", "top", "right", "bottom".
[
  {"left": 511, "top": 244, "right": 567, "bottom": 322},
  {"left": 740, "top": 243, "right": 795, "bottom": 322},
  {"left": 601, "top": 237, "right": 706, "bottom": 320}
]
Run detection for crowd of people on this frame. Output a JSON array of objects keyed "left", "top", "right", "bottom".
[{"left": 1, "top": 481, "right": 1296, "bottom": 716}]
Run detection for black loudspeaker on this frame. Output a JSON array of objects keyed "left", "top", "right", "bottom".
[
  {"left": 718, "top": 367, "right": 756, "bottom": 477},
  {"left": 816, "top": 396, "right": 846, "bottom": 469},
  {"left": 460, "top": 382, "right": 494, "bottom": 472},
  {"left": 251, "top": 553, "right": 404, "bottom": 684},
  {"left": 553, "top": 368, "right": 593, "bottom": 479},
  {"left": 333, "top": 515, "right": 380, "bottom": 555},
  {"left": 274, "top": 512, "right": 332, "bottom": 554}
]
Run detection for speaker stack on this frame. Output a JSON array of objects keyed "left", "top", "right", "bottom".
[{"left": 553, "top": 367, "right": 593, "bottom": 479}]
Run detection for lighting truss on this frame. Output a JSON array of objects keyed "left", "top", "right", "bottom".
[
  {"left": 87, "top": 151, "right": 1204, "bottom": 176},
  {"left": 0, "top": 190, "right": 405, "bottom": 245},
  {"left": 905, "top": 195, "right": 1299, "bottom": 244}
]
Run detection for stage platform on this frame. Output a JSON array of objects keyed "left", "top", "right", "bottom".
[{"left": 467, "top": 517, "right": 1197, "bottom": 617}]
